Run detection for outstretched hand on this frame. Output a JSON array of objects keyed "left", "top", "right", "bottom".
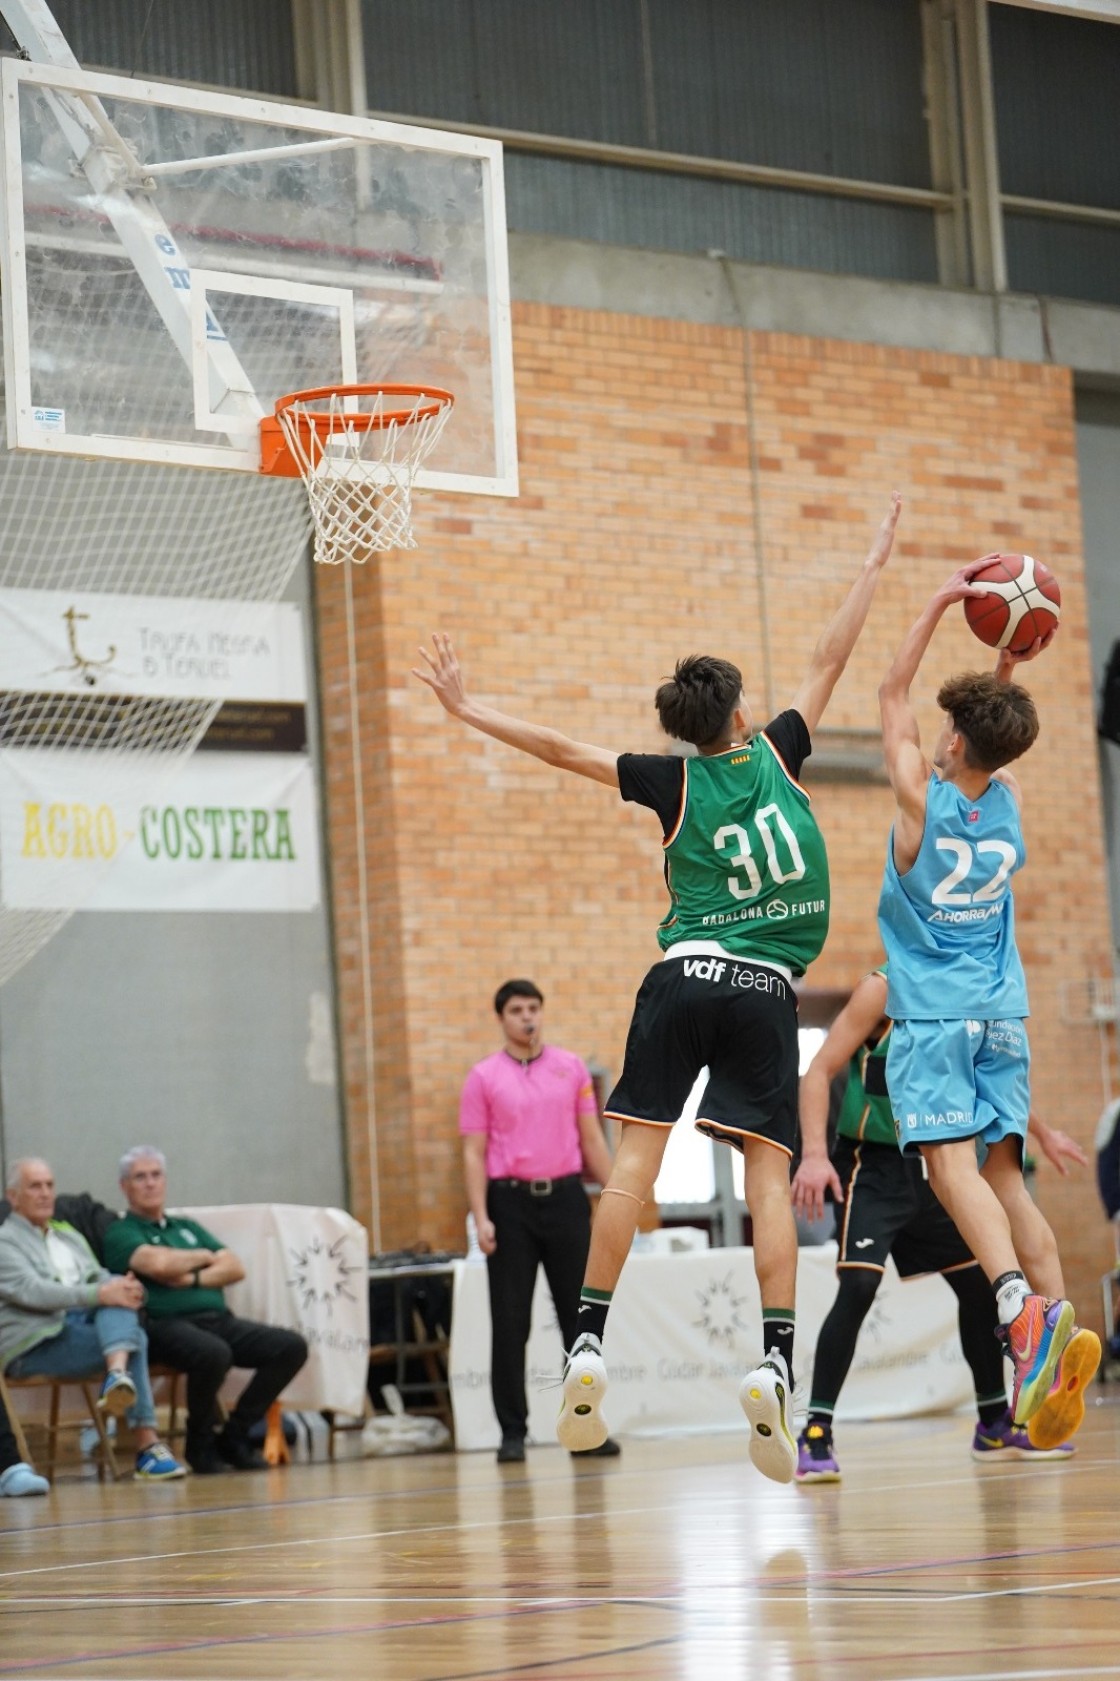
[
  {"left": 868, "top": 490, "right": 904, "bottom": 570},
  {"left": 412, "top": 632, "right": 468, "bottom": 717}
]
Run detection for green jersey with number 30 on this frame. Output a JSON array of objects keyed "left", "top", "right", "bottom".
[{"left": 657, "top": 734, "right": 829, "bottom": 974}]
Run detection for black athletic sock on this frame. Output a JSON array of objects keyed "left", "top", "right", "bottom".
[
  {"left": 762, "top": 1309, "right": 796, "bottom": 1382},
  {"left": 575, "top": 1288, "right": 611, "bottom": 1343}
]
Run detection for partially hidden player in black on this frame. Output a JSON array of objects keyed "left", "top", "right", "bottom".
[
  {"left": 791, "top": 963, "right": 1088, "bottom": 1481},
  {"left": 414, "top": 493, "right": 901, "bottom": 1483}
]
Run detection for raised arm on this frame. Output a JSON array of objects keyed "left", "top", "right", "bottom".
[
  {"left": 878, "top": 562, "right": 992, "bottom": 865},
  {"left": 791, "top": 970, "right": 888, "bottom": 1221},
  {"left": 788, "top": 492, "right": 902, "bottom": 734},
  {"left": 412, "top": 633, "right": 620, "bottom": 788},
  {"left": 989, "top": 638, "right": 1053, "bottom": 815}
]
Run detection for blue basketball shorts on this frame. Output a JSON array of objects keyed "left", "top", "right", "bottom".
[{"left": 885, "top": 1017, "right": 1030, "bottom": 1154}]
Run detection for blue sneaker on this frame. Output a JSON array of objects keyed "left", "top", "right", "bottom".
[
  {"left": 796, "top": 1422, "right": 841, "bottom": 1483},
  {"left": 134, "top": 1443, "right": 187, "bottom": 1481},
  {"left": 97, "top": 1370, "right": 138, "bottom": 1418},
  {"left": 972, "top": 1409, "right": 1074, "bottom": 1462},
  {"left": 0, "top": 1462, "right": 49, "bottom": 1497}
]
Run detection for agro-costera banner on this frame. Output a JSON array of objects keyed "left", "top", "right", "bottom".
[{"left": 0, "top": 589, "right": 321, "bottom": 911}]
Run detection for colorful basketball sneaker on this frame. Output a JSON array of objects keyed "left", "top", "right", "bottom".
[
  {"left": 557, "top": 1332, "right": 609, "bottom": 1452},
  {"left": 1007, "top": 1295, "right": 1075, "bottom": 1426},
  {"left": 1025, "top": 1326, "right": 1101, "bottom": 1452},
  {"left": 971, "top": 1408, "right": 1074, "bottom": 1461},
  {"left": 739, "top": 1349, "right": 797, "bottom": 1484},
  {"left": 796, "top": 1421, "right": 841, "bottom": 1483}
]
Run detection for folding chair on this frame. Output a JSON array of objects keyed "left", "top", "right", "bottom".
[{"left": 0, "top": 1368, "right": 124, "bottom": 1482}]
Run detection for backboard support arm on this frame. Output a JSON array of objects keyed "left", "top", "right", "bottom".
[{"left": 0, "top": 0, "right": 263, "bottom": 437}]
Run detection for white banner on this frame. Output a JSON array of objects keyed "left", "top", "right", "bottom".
[
  {"left": 0, "top": 590, "right": 307, "bottom": 700},
  {"left": 0, "top": 749, "right": 321, "bottom": 910},
  {"left": 182, "top": 1204, "right": 370, "bottom": 1417},
  {"left": 449, "top": 1244, "right": 973, "bottom": 1451}
]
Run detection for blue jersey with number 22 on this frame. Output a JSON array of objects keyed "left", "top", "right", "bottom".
[{"left": 877, "top": 772, "right": 1028, "bottom": 1022}]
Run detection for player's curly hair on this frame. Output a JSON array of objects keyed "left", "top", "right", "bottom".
[
  {"left": 655, "top": 655, "right": 744, "bottom": 747},
  {"left": 936, "top": 672, "right": 1039, "bottom": 771}
]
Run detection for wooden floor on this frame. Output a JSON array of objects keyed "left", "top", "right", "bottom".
[{"left": 2, "top": 1392, "right": 1120, "bottom": 1681}]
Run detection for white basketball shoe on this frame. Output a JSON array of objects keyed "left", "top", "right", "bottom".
[
  {"left": 557, "top": 1332, "right": 609, "bottom": 1451},
  {"left": 739, "top": 1348, "right": 797, "bottom": 1484}
]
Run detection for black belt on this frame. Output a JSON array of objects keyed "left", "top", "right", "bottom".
[{"left": 491, "top": 1174, "right": 582, "bottom": 1197}]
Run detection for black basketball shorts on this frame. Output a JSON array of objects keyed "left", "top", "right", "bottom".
[
  {"left": 833, "top": 1135, "right": 975, "bottom": 1277},
  {"left": 603, "top": 953, "right": 800, "bottom": 1156}
]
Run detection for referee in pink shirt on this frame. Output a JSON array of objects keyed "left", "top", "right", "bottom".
[{"left": 460, "top": 979, "right": 619, "bottom": 1464}]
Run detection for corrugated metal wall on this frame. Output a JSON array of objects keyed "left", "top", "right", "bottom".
[
  {"left": 504, "top": 155, "right": 938, "bottom": 281},
  {"left": 642, "top": 0, "right": 930, "bottom": 185},
  {"left": 40, "top": 0, "right": 298, "bottom": 97},
  {"left": 10, "top": 2, "right": 1117, "bottom": 305},
  {"left": 364, "top": 0, "right": 938, "bottom": 284},
  {"left": 991, "top": 4, "right": 1120, "bottom": 307}
]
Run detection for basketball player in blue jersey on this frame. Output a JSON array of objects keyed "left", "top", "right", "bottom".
[
  {"left": 876, "top": 562, "right": 1099, "bottom": 1452},
  {"left": 792, "top": 962, "right": 1086, "bottom": 1482},
  {"left": 415, "top": 493, "right": 902, "bottom": 1482}
]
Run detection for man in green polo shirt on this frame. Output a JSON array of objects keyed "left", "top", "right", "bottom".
[{"left": 103, "top": 1146, "right": 308, "bottom": 1475}]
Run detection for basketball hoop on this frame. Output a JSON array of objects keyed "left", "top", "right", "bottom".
[{"left": 259, "top": 383, "right": 455, "bottom": 563}]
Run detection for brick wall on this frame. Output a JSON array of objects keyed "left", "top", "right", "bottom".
[{"left": 314, "top": 308, "right": 1115, "bottom": 1326}]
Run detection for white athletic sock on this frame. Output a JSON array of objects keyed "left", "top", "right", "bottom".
[{"left": 995, "top": 1273, "right": 1029, "bottom": 1324}]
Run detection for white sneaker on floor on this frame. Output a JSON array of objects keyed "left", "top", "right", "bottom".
[
  {"left": 739, "top": 1349, "right": 797, "bottom": 1484},
  {"left": 557, "top": 1332, "right": 609, "bottom": 1451}
]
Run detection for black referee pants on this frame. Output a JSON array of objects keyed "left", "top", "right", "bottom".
[{"left": 485, "top": 1177, "right": 591, "bottom": 1442}]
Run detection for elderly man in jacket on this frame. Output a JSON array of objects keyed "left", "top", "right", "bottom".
[{"left": 0, "top": 1158, "right": 185, "bottom": 1480}]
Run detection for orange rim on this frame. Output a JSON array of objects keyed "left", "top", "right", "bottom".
[{"left": 274, "top": 382, "right": 454, "bottom": 433}]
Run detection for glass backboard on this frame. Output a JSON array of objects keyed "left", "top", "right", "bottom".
[{"left": 0, "top": 59, "right": 517, "bottom": 496}]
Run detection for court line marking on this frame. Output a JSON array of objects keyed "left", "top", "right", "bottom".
[
  {"left": 899, "top": 1670, "right": 1120, "bottom": 1681},
  {"left": 0, "top": 1452, "right": 1105, "bottom": 1540},
  {"left": 5, "top": 1568, "right": 1120, "bottom": 1610},
  {"left": 0, "top": 1438, "right": 1096, "bottom": 1553},
  {"left": 0, "top": 1450, "right": 1106, "bottom": 1541},
  {"left": 0, "top": 1507, "right": 1114, "bottom": 1591},
  {"left": 0, "top": 1599, "right": 681, "bottom": 1677}
]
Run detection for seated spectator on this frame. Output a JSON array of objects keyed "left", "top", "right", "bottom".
[
  {"left": 104, "top": 1147, "right": 308, "bottom": 1475},
  {"left": 0, "top": 1158, "right": 185, "bottom": 1481}
]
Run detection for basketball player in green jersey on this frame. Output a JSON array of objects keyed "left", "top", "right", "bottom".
[{"left": 414, "top": 492, "right": 901, "bottom": 1483}]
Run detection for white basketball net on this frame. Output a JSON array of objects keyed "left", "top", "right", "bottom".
[{"left": 277, "top": 388, "right": 454, "bottom": 563}]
